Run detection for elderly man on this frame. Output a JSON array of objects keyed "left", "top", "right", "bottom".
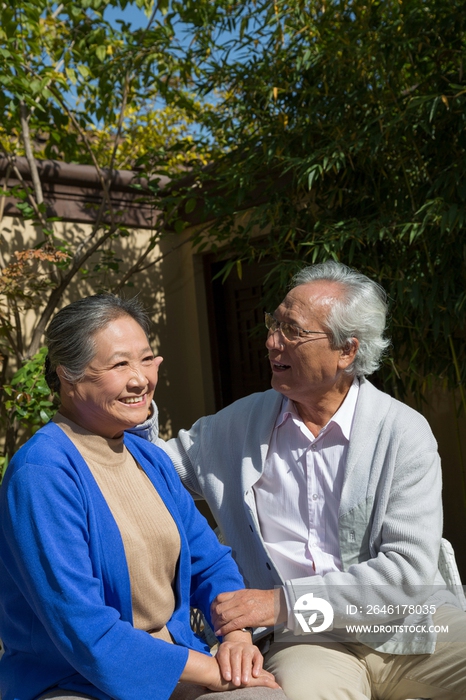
[{"left": 134, "top": 261, "right": 466, "bottom": 699}]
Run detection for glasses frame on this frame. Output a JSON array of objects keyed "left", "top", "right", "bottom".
[{"left": 264, "top": 312, "right": 329, "bottom": 342}]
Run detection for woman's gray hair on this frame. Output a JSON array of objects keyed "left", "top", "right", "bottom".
[
  {"left": 291, "top": 261, "right": 390, "bottom": 377},
  {"left": 45, "top": 294, "right": 151, "bottom": 393}
]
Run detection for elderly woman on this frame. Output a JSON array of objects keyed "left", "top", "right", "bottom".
[{"left": 0, "top": 295, "right": 284, "bottom": 700}]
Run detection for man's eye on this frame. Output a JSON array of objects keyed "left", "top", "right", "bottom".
[{"left": 142, "top": 355, "right": 155, "bottom": 363}]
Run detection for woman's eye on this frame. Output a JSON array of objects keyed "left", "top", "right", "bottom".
[{"left": 113, "top": 361, "right": 128, "bottom": 368}]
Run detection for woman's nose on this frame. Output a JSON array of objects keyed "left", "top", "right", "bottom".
[{"left": 127, "top": 365, "right": 147, "bottom": 386}]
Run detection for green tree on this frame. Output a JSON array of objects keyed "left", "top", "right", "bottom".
[
  {"left": 0, "top": 0, "right": 212, "bottom": 469},
  {"left": 159, "top": 0, "right": 466, "bottom": 403},
  {"left": 155, "top": 0, "right": 466, "bottom": 531}
]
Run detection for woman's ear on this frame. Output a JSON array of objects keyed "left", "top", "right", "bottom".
[{"left": 56, "top": 366, "right": 74, "bottom": 397}]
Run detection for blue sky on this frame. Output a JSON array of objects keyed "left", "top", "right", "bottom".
[{"left": 104, "top": 3, "right": 152, "bottom": 31}]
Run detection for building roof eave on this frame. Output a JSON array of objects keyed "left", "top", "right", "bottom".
[{"left": 0, "top": 157, "right": 170, "bottom": 230}]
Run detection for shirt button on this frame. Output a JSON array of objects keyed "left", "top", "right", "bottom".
[{"left": 312, "top": 493, "right": 318, "bottom": 500}]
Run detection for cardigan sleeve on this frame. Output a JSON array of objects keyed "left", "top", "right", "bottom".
[
  {"left": 1, "top": 450, "right": 188, "bottom": 700},
  {"left": 125, "top": 400, "right": 204, "bottom": 498},
  {"left": 123, "top": 436, "right": 246, "bottom": 634},
  {"left": 283, "top": 409, "right": 445, "bottom": 636}
]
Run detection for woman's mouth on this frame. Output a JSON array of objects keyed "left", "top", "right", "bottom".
[{"left": 119, "top": 395, "right": 146, "bottom": 405}]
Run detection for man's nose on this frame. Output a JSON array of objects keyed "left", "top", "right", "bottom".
[{"left": 265, "top": 329, "right": 284, "bottom": 350}]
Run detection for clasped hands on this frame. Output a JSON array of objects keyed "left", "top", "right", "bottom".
[
  {"left": 210, "top": 588, "right": 286, "bottom": 690},
  {"left": 214, "top": 629, "right": 277, "bottom": 690}
]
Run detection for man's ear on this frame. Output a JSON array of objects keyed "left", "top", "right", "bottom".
[{"left": 338, "top": 338, "right": 359, "bottom": 369}]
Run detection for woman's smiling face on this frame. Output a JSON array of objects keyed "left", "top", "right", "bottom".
[{"left": 59, "top": 314, "right": 162, "bottom": 438}]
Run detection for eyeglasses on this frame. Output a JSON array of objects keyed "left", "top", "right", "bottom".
[{"left": 264, "top": 312, "right": 329, "bottom": 342}]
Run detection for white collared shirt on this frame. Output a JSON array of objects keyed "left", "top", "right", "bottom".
[{"left": 253, "top": 378, "right": 360, "bottom": 580}]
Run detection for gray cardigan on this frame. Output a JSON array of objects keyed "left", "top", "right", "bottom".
[{"left": 133, "top": 378, "right": 459, "bottom": 654}]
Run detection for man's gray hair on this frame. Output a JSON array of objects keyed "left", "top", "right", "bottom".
[
  {"left": 45, "top": 294, "right": 151, "bottom": 393},
  {"left": 291, "top": 261, "right": 390, "bottom": 377}
]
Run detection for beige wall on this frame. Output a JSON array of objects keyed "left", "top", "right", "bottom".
[
  {"left": 151, "top": 231, "right": 216, "bottom": 436},
  {"left": 0, "top": 217, "right": 214, "bottom": 441}
]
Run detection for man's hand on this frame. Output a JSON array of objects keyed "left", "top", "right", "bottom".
[
  {"left": 215, "top": 630, "right": 277, "bottom": 688},
  {"left": 211, "top": 588, "right": 286, "bottom": 637}
]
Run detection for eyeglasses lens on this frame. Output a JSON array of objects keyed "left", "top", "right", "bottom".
[
  {"left": 281, "top": 323, "right": 296, "bottom": 341},
  {"left": 265, "top": 313, "right": 298, "bottom": 342}
]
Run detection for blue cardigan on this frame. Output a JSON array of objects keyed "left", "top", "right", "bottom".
[{"left": 0, "top": 423, "right": 244, "bottom": 700}]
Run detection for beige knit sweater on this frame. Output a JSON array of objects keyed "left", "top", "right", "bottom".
[{"left": 53, "top": 413, "right": 180, "bottom": 642}]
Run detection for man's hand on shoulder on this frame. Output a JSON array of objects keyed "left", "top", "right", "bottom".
[
  {"left": 211, "top": 588, "right": 287, "bottom": 636},
  {"left": 126, "top": 400, "right": 159, "bottom": 442}
]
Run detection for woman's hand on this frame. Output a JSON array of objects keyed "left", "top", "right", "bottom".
[
  {"left": 216, "top": 630, "right": 265, "bottom": 686},
  {"left": 181, "top": 644, "right": 280, "bottom": 692}
]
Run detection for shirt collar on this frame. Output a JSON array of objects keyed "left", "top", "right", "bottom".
[{"left": 276, "top": 377, "right": 360, "bottom": 441}]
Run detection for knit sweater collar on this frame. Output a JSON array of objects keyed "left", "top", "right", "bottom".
[{"left": 53, "top": 411, "right": 126, "bottom": 467}]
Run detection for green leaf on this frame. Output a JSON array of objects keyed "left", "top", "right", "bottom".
[
  {"left": 65, "top": 67, "right": 77, "bottom": 84},
  {"left": 95, "top": 45, "right": 106, "bottom": 62},
  {"left": 185, "top": 197, "right": 197, "bottom": 213},
  {"left": 0, "top": 455, "right": 9, "bottom": 482},
  {"left": 307, "top": 164, "right": 322, "bottom": 189},
  {"left": 174, "top": 219, "right": 186, "bottom": 234},
  {"left": 77, "top": 64, "right": 91, "bottom": 79},
  {"left": 39, "top": 409, "right": 51, "bottom": 423}
]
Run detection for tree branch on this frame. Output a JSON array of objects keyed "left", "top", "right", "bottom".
[
  {"left": 0, "top": 311, "right": 21, "bottom": 362},
  {"left": 19, "top": 101, "right": 44, "bottom": 207},
  {"left": 27, "top": 224, "right": 120, "bottom": 358},
  {"left": 0, "top": 147, "right": 50, "bottom": 232},
  {"left": 108, "top": 71, "right": 131, "bottom": 175},
  {"left": 12, "top": 302, "right": 24, "bottom": 359},
  {"left": 111, "top": 229, "right": 201, "bottom": 294},
  {"left": 24, "top": 72, "right": 118, "bottom": 230},
  {"left": 0, "top": 163, "right": 12, "bottom": 226},
  {"left": 55, "top": 98, "right": 116, "bottom": 227}
]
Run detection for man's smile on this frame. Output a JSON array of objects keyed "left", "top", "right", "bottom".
[{"left": 271, "top": 360, "right": 291, "bottom": 372}]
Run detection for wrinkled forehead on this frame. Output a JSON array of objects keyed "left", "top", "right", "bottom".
[{"left": 277, "top": 281, "right": 342, "bottom": 322}]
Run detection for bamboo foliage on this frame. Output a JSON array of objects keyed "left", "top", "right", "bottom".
[{"left": 164, "top": 0, "right": 466, "bottom": 401}]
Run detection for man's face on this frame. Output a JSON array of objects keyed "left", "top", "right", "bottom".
[{"left": 265, "top": 281, "right": 356, "bottom": 407}]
